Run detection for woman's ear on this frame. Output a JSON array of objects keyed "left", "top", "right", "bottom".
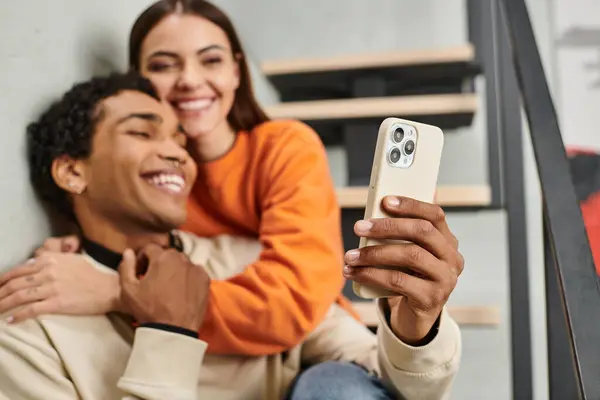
[
  {"left": 233, "top": 52, "right": 242, "bottom": 90},
  {"left": 51, "top": 156, "right": 87, "bottom": 195}
]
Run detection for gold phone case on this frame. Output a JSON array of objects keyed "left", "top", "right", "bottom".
[{"left": 352, "top": 117, "right": 444, "bottom": 299}]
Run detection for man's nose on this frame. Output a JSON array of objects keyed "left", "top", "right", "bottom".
[{"left": 159, "top": 139, "right": 188, "bottom": 166}]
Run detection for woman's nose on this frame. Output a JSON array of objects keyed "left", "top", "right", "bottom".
[{"left": 176, "top": 63, "right": 205, "bottom": 90}]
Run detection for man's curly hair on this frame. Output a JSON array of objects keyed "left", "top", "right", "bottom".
[{"left": 27, "top": 72, "right": 160, "bottom": 221}]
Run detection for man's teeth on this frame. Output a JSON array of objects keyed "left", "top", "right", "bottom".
[
  {"left": 177, "top": 99, "right": 213, "bottom": 111},
  {"left": 147, "top": 174, "right": 185, "bottom": 193}
]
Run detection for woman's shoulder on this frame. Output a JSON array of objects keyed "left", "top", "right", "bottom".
[
  {"left": 249, "top": 119, "right": 322, "bottom": 148},
  {"left": 245, "top": 120, "right": 332, "bottom": 198}
]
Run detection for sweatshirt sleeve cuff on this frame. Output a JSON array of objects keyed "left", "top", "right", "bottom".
[
  {"left": 140, "top": 322, "right": 199, "bottom": 339},
  {"left": 376, "top": 299, "right": 461, "bottom": 374},
  {"left": 119, "top": 327, "right": 207, "bottom": 395}
]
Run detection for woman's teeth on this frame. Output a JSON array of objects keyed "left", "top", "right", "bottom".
[{"left": 176, "top": 99, "right": 213, "bottom": 111}]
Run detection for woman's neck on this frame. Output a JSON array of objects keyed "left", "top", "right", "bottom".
[{"left": 189, "top": 121, "right": 237, "bottom": 162}]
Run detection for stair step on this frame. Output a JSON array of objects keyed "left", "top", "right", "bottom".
[
  {"left": 262, "top": 45, "right": 480, "bottom": 101},
  {"left": 351, "top": 301, "right": 501, "bottom": 327},
  {"left": 265, "top": 93, "right": 477, "bottom": 122},
  {"left": 336, "top": 185, "right": 492, "bottom": 208},
  {"left": 263, "top": 44, "right": 476, "bottom": 76}
]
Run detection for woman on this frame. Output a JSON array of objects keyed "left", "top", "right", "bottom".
[{"left": 0, "top": 0, "right": 357, "bottom": 356}]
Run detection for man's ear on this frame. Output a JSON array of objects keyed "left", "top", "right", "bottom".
[{"left": 51, "top": 156, "right": 88, "bottom": 195}]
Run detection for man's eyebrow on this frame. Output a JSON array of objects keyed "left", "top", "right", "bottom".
[{"left": 117, "top": 112, "right": 163, "bottom": 125}]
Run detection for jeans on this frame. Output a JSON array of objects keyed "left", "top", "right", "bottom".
[{"left": 287, "top": 361, "right": 395, "bottom": 400}]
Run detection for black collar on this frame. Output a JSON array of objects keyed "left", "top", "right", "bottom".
[{"left": 82, "top": 232, "right": 184, "bottom": 271}]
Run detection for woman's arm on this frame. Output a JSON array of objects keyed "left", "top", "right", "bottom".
[
  {"left": 199, "top": 122, "right": 347, "bottom": 355},
  {"left": 0, "top": 252, "right": 120, "bottom": 323}
]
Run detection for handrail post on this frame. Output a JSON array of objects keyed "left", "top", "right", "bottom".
[
  {"left": 499, "top": 0, "right": 600, "bottom": 397},
  {"left": 495, "top": 1, "right": 535, "bottom": 397},
  {"left": 467, "top": 1, "right": 534, "bottom": 397}
]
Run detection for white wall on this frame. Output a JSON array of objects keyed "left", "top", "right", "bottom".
[
  {"left": 0, "top": 0, "right": 156, "bottom": 267},
  {"left": 552, "top": 0, "right": 600, "bottom": 151}
]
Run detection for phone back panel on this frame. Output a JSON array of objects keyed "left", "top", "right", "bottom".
[{"left": 353, "top": 117, "right": 444, "bottom": 299}]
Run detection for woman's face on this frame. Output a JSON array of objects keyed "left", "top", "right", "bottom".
[{"left": 139, "top": 14, "right": 240, "bottom": 139}]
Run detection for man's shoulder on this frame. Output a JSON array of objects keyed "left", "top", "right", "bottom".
[
  {"left": 173, "top": 230, "right": 215, "bottom": 264},
  {"left": 0, "top": 315, "right": 47, "bottom": 343},
  {"left": 0, "top": 312, "right": 122, "bottom": 346},
  {"left": 175, "top": 231, "right": 261, "bottom": 254},
  {"left": 0, "top": 312, "right": 134, "bottom": 399},
  {"left": 173, "top": 231, "right": 262, "bottom": 277},
  {"left": 0, "top": 313, "right": 62, "bottom": 367}
]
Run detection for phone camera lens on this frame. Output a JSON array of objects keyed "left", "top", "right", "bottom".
[
  {"left": 392, "top": 127, "right": 404, "bottom": 143},
  {"left": 404, "top": 140, "right": 415, "bottom": 155},
  {"left": 389, "top": 147, "right": 401, "bottom": 163}
]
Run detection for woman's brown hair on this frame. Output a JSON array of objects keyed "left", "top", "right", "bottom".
[{"left": 129, "top": 0, "right": 270, "bottom": 132}]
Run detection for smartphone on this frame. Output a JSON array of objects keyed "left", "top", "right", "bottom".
[{"left": 352, "top": 117, "right": 444, "bottom": 299}]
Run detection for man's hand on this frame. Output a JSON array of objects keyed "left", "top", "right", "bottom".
[
  {"left": 343, "top": 196, "right": 464, "bottom": 345},
  {"left": 119, "top": 244, "right": 210, "bottom": 332}
]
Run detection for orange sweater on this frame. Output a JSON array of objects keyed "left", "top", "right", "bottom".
[{"left": 181, "top": 120, "right": 358, "bottom": 356}]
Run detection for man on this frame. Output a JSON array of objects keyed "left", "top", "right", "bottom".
[{"left": 0, "top": 72, "right": 462, "bottom": 400}]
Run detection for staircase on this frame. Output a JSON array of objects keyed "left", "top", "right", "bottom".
[{"left": 260, "top": 43, "right": 499, "bottom": 329}]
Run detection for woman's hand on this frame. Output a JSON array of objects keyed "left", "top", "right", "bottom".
[
  {"left": 0, "top": 252, "right": 121, "bottom": 324},
  {"left": 343, "top": 196, "right": 464, "bottom": 345},
  {"left": 33, "top": 235, "right": 81, "bottom": 257}
]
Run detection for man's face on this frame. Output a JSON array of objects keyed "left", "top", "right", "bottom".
[{"left": 73, "top": 90, "right": 197, "bottom": 233}]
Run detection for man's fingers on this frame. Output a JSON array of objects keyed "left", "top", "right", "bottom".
[
  {"left": 118, "top": 249, "right": 138, "bottom": 286},
  {"left": 136, "top": 244, "right": 179, "bottom": 279},
  {"left": 344, "top": 243, "right": 443, "bottom": 281},
  {"left": 136, "top": 243, "right": 165, "bottom": 275},
  {"left": 354, "top": 217, "right": 455, "bottom": 262},
  {"left": 0, "top": 284, "right": 54, "bottom": 315},
  {"left": 381, "top": 196, "right": 458, "bottom": 249},
  {"left": 344, "top": 265, "right": 431, "bottom": 306},
  {"left": 135, "top": 244, "right": 163, "bottom": 278},
  {"left": 137, "top": 243, "right": 164, "bottom": 260},
  {"left": 0, "top": 262, "right": 45, "bottom": 288}
]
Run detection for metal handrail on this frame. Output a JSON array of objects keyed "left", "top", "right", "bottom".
[{"left": 499, "top": 0, "right": 600, "bottom": 398}]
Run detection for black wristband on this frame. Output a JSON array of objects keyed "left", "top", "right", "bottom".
[{"left": 139, "top": 322, "right": 199, "bottom": 339}]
